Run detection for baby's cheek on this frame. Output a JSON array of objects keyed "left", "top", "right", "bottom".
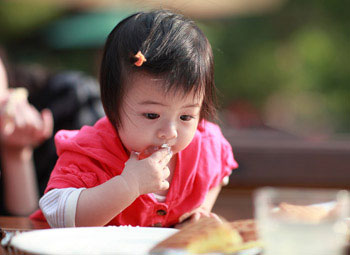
[{"left": 175, "top": 139, "right": 193, "bottom": 153}]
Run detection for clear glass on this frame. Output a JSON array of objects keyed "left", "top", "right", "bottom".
[{"left": 254, "top": 187, "right": 350, "bottom": 255}]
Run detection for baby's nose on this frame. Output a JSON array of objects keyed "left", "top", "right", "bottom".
[{"left": 157, "top": 122, "right": 177, "bottom": 140}]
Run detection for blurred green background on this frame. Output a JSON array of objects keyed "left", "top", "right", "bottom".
[{"left": 0, "top": 0, "right": 349, "bottom": 138}]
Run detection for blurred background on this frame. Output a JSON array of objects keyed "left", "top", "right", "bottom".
[{"left": 1, "top": 0, "right": 349, "bottom": 191}]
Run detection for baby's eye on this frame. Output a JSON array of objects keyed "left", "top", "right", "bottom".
[
  {"left": 180, "top": 115, "right": 193, "bottom": 121},
  {"left": 143, "top": 113, "right": 160, "bottom": 119}
]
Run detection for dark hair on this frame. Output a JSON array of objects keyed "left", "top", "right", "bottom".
[{"left": 100, "top": 9, "right": 217, "bottom": 128}]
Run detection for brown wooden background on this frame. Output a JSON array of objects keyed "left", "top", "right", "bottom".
[{"left": 213, "top": 128, "right": 350, "bottom": 221}]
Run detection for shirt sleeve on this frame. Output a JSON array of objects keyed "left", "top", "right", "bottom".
[
  {"left": 39, "top": 187, "right": 85, "bottom": 228},
  {"left": 205, "top": 122, "right": 238, "bottom": 190}
]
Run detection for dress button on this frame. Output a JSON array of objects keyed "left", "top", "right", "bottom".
[
  {"left": 153, "top": 222, "right": 162, "bottom": 227},
  {"left": 156, "top": 209, "right": 167, "bottom": 216}
]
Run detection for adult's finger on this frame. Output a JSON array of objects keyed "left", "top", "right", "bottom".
[
  {"left": 23, "top": 104, "right": 43, "bottom": 131},
  {"left": 1, "top": 120, "right": 14, "bottom": 136},
  {"left": 30, "top": 104, "right": 45, "bottom": 130},
  {"left": 13, "top": 101, "right": 26, "bottom": 128},
  {"left": 33, "top": 109, "right": 53, "bottom": 144},
  {"left": 40, "top": 109, "right": 54, "bottom": 139}
]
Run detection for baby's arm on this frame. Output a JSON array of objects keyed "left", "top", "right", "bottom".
[
  {"left": 176, "top": 175, "right": 232, "bottom": 229},
  {"left": 196, "top": 176, "right": 229, "bottom": 213},
  {"left": 200, "top": 183, "right": 222, "bottom": 212},
  {"left": 176, "top": 184, "right": 222, "bottom": 228},
  {"left": 75, "top": 148, "right": 172, "bottom": 227}
]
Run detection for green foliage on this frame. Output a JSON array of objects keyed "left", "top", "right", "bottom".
[
  {"left": 200, "top": 0, "right": 350, "bottom": 134},
  {"left": 1, "top": 0, "right": 349, "bottom": 135},
  {"left": 0, "top": 1, "right": 63, "bottom": 40}
]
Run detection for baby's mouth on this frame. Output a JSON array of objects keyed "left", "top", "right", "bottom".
[
  {"left": 137, "top": 144, "right": 172, "bottom": 160},
  {"left": 160, "top": 143, "right": 172, "bottom": 154}
]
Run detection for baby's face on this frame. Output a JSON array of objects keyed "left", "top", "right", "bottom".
[{"left": 118, "top": 73, "right": 203, "bottom": 156}]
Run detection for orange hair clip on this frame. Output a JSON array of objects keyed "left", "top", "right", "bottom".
[{"left": 134, "top": 51, "right": 147, "bottom": 67}]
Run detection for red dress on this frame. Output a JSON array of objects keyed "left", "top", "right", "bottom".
[{"left": 31, "top": 117, "right": 238, "bottom": 227}]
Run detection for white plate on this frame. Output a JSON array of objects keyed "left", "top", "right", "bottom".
[
  {"left": 236, "top": 247, "right": 262, "bottom": 255},
  {"left": 10, "top": 226, "right": 178, "bottom": 255}
]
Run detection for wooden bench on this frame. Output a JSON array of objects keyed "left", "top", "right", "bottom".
[
  {"left": 223, "top": 128, "right": 350, "bottom": 189},
  {"left": 213, "top": 128, "right": 350, "bottom": 221}
]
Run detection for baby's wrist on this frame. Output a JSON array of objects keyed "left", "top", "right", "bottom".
[{"left": 120, "top": 172, "right": 140, "bottom": 199}]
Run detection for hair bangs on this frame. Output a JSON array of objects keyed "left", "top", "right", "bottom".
[{"left": 100, "top": 9, "right": 217, "bottom": 128}]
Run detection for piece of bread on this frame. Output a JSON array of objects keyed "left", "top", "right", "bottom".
[
  {"left": 150, "top": 217, "right": 261, "bottom": 254},
  {"left": 230, "top": 219, "right": 258, "bottom": 243},
  {"left": 3, "top": 88, "right": 28, "bottom": 116},
  {"left": 227, "top": 219, "right": 262, "bottom": 253},
  {"left": 1, "top": 87, "right": 28, "bottom": 133}
]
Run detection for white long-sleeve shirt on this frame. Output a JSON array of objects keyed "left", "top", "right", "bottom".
[{"left": 39, "top": 188, "right": 84, "bottom": 228}]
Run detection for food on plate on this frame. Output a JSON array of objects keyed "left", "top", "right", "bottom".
[
  {"left": 277, "top": 202, "right": 331, "bottom": 223},
  {"left": 150, "top": 217, "right": 262, "bottom": 254},
  {"left": 230, "top": 219, "right": 258, "bottom": 243}
]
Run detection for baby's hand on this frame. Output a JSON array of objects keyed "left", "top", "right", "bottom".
[
  {"left": 121, "top": 147, "right": 172, "bottom": 197},
  {"left": 176, "top": 208, "right": 222, "bottom": 229}
]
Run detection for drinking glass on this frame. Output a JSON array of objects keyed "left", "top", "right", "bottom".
[{"left": 254, "top": 187, "right": 350, "bottom": 255}]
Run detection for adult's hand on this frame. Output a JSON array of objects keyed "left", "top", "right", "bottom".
[{"left": 0, "top": 88, "right": 53, "bottom": 150}]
